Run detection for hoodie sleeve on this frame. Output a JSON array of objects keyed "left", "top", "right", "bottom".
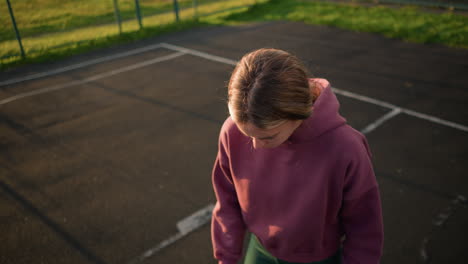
[
  {"left": 340, "top": 134, "right": 384, "bottom": 264},
  {"left": 211, "top": 124, "right": 247, "bottom": 264}
]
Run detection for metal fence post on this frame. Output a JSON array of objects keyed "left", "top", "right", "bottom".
[
  {"left": 135, "top": 0, "right": 143, "bottom": 29},
  {"left": 173, "top": 0, "right": 180, "bottom": 22},
  {"left": 113, "top": 0, "right": 122, "bottom": 34},
  {"left": 193, "top": 0, "right": 198, "bottom": 19},
  {"left": 6, "top": 0, "right": 25, "bottom": 59}
]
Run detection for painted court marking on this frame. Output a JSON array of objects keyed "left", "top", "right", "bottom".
[
  {"left": 331, "top": 88, "right": 468, "bottom": 133},
  {"left": 160, "top": 43, "right": 468, "bottom": 133},
  {"left": 0, "top": 43, "right": 163, "bottom": 87},
  {"left": 360, "top": 108, "right": 402, "bottom": 135},
  {"left": 1, "top": 41, "right": 466, "bottom": 132},
  {"left": 127, "top": 203, "right": 215, "bottom": 264},
  {"left": 0, "top": 52, "right": 185, "bottom": 105},
  {"left": 420, "top": 195, "right": 467, "bottom": 263},
  {"left": 159, "top": 43, "right": 238, "bottom": 66}
]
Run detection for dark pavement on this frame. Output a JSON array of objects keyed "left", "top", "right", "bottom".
[{"left": 1, "top": 21, "right": 467, "bottom": 264}]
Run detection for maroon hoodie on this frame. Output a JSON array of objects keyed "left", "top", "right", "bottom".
[{"left": 211, "top": 78, "right": 384, "bottom": 264}]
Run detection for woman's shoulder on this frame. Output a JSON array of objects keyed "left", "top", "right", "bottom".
[
  {"left": 220, "top": 116, "right": 237, "bottom": 134},
  {"left": 218, "top": 117, "right": 249, "bottom": 151},
  {"left": 328, "top": 124, "right": 372, "bottom": 159},
  {"left": 219, "top": 116, "right": 245, "bottom": 141}
]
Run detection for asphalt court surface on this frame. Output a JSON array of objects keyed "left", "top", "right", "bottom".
[{"left": 1, "top": 21, "right": 467, "bottom": 264}]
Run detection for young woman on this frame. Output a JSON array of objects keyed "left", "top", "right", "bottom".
[{"left": 211, "top": 48, "right": 384, "bottom": 264}]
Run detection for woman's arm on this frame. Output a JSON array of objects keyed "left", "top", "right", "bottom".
[
  {"left": 340, "top": 134, "right": 384, "bottom": 264},
  {"left": 211, "top": 125, "right": 247, "bottom": 264},
  {"left": 341, "top": 186, "right": 384, "bottom": 264}
]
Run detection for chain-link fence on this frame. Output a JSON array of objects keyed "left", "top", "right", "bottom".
[
  {"left": 2, "top": 0, "right": 466, "bottom": 65},
  {"left": 1, "top": 0, "right": 260, "bottom": 64}
]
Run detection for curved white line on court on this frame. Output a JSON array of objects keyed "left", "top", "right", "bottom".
[
  {"left": 0, "top": 52, "right": 185, "bottom": 106},
  {"left": 0, "top": 43, "right": 164, "bottom": 87}
]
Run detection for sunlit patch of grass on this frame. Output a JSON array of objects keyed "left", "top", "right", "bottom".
[
  {"left": 2, "top": 0, "right": 466, "bottom": 69},
  {"left": 1, "top": 0, "right": 262, "bottom": 69},
  {"left": 1, "top": 19, "right": 214, "bottom": 69},
  {"left": 0, "top": 0, "right": 224, "bottom": 40},
  {"left": 224, "top": 0, "right": 468, "bottom": 49}
]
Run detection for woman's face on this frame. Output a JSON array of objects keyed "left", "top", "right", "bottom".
[{"left": 234, "top": 119, "right": 303, "bottom": 149}]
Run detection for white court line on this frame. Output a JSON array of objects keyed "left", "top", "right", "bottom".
[
  {"left": 0, "top": 52, "right": 185, "bottom": 106},
  {"left": 360, "top": 108, "right": 402, "bottom": 135},
  {"left": 161, "top": 43, "right": 468, "bottom": 133},
  {"left": 421, "top": 195, "right": 467, "bottom": 263},
  {"left": 331, "top": 88, "right": 397, "bottom": 110},
  {"left": 3, "top": 41, "right": 466, "bottom": 132},
  {"left": 0, "top": 43, "right": 164, "bottom": 87},
  {"left": 160, "top": 43, "right": 238, "bottom": 66},
  {"left": 400, "top": 108, "right": 468, "bottom": 133},
  {"left": 127, "top": 203, "right": 215, "bottom": 264},
  {"left": 332, "top": 88, "right": 468, "bottom": 132}
]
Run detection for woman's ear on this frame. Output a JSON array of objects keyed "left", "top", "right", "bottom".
[
  {"left": 308, "top": 79, "right": 321, "bottom": 102},
  {"left": 227, "top": 104, "right": 236, "bottom": 122}
]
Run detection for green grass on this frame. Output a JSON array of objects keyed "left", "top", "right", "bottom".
[
  {"left": 0, "top": 0, "right": 221, "bottom": 40},
  {"left": 1, "top": 19, "right": 215, "bottom": 70},
  {"left": 224, "top": 0, "right": 468, "bottom": 48},
  {"left": 2, "top": 0, "right": 467, "bottom": 70},
  {"left": 0, "top": 0, "right": 258, "bottom": 68}
]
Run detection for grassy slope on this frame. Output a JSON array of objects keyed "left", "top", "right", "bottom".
[
  {"left": 0, "top": 0, "right": 257, "bottom": 68},
  {"left": 1, "top": 19, "right": 216, "bottom": 69},
  {"left": 224, "top": 0, "right": 468, "bottom": 49},
  {"left": 1, "top": 0, "right": 467, "bottom": 69},
  {"left": 0, "top": 0, "right": 220, "bottom": 40}
]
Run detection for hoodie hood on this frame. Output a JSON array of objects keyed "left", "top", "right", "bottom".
[{"left": 288, "top": 78, "right": 346, "bottom": 143}]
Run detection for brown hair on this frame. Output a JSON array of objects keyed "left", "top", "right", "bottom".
[{"left": 228, "top": 48, "right": 317, "bottom": 129}]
